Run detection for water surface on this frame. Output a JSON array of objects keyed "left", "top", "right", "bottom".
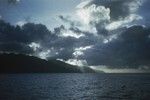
[{"left": 0, "top": 73, "right": 149, "bottom": 100}]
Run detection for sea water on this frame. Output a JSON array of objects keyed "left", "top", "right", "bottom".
[{"left": 0, "top": 73, "right": 149, "bottom": 100}]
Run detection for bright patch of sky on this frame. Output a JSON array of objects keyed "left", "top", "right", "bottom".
[
  {"left": 89, "top": 66, "right": 150, "bottom": 73},
  {"left": 0, "top": 0, "right": 81, "bottom": 30}
]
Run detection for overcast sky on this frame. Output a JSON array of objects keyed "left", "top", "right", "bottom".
[{"left": 0, "top": 0, "right": 150, "bottom": 73}]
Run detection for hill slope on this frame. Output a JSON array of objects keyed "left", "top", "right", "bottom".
[{"left": 0, "top": 53, "right": 94, "bottom": 73}]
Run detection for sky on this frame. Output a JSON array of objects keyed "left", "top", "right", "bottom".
[
  {"left": 0, "top": 0, "right": 150, "bottom": 73},
  {"left": 0, "top": 0, "right": 81, "bottom": 30}
]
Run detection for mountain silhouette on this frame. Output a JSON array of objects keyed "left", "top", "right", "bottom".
[{"left": 0, "top": 53, "right": 95, "bottom": 73}]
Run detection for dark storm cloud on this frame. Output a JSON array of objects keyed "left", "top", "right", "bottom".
[
  {"left": 1, "top": 18, "right": 150, "bottom": 69},
  {"left": 48, "top": 0, "right": 150, "bottom": 69},
  {"left": 45, "top": 25, "right": 98, "bottom": 60},
  {"left": 0, "top": 20, "right": 90, "bottom": 59},
  {"left": 139, "top": 0, "right": 150, "bottom": 26},
  {"left": 53, "top": 25, "right": 98, "bottom": 47},
  {"left": 0, "top": 20, "right": 51, "bottom": 54},
  {"left": 0, "top": 42, "right": 33, "bottom": 54},
  {"left": 0, "top": 20, "right": 51, "bottom": 43},
  {"left": 83, "top": 25, "right": 150, "bottom": 68}
]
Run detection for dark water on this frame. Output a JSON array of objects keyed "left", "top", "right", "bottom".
[{"left": 0, "top": 74, "right": 150, "bottom": 100}]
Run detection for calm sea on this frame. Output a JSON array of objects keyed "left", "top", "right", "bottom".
[{"left": 0, "top": 73, "right": 149, "bottom": 100}]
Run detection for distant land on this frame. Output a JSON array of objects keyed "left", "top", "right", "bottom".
[{"left": 0, "top": 53, "right": 95, "bottom": 73}]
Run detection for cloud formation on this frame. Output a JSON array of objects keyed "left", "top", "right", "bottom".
[
  {"left": 59, "top": 0, "right": 144, "bottom": 37},
  {"left": 89, "top": 0, "right": 143, "bottom": 20},
  {"left": 0, "top": 0, "right": 150, "bottom": 72},
  {"left": 0, "top": 0, "right": 20, "bottom": 5},
  {"left": 84, "top": 25, "right": 150, "bottom": 68},
  {"left": 7, "top": 0, "right": 20, "bottom": 4},
  {"left": 76, "top": 4, "right": 110, "bottom": 25}
]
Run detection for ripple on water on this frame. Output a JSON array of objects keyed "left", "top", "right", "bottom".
[{"left": 0, "top": 73, "right": 149, "bottom": 100}]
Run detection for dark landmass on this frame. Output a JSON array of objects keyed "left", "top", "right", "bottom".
[{"left": 0, "top": 53, "right": 95, "bottom": 73}]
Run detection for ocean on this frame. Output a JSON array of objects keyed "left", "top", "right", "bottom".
[{"left": 0, "top": 73, "right": 149, "bottom": 100}]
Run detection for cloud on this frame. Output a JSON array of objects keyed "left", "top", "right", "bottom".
[
  {"left": 106, "top": 14, "right": 143, "bottom": 31},
  {"left": 90, "top": 65, "right": 150, "bottom": 73},
  {"left": 59, "top": 1, "right": 111, "bottom": 35},
  {"left": 58, "top": 0, "right": 144, "bottom": 37},
  {"left": 0, "top": 0, "right": 150, "bottom": 73},
  {"left": 73, "top": 45, "right": 93, "bottom": 58},
  {"left": 58, "top": 15, "right": 80, "bottom": 27},
  {"left": 93, "top": 0, "right": 144, "bottom": 31},
  {"left": 0, "top": 0, "right": 20, "bottom": 5},
  {"left": 56, "top": 25, "right": 85, "bottom": 39},
  {"left": 64, "top": 59, "right": 88, "bottom": 67},
  {"left": 89, "top": 0, "right": 143, "bottom": 20},
  {"left": 0, "top": 42, "right": 33, "bottom": 54},
  {"left": 0, "top": 19, "right": 150, "bottom": 71},
  {"left": 76, "top": 4, "right": 110, "bottom": 25},
  {"left": 16, "top": 20, "right": 27, "bottom": 27},
  {"left": 76, "top": 0, "right": 92, "bottom": 9},
  {"left": 76, "top": 4, "right": 110, "bottom": 35},
  {"left": 83, "top": 25, "right": 150, "bottom": 69},
  {"left": 0, "top": 20, "right": 88, "bottom": 60},
  {"left": 38, "top": 50, "right": 51, "bottom": 59},
  {"left": 28, "top": 42, "right": 40, "bottom": 51},
  {"left": 0, "top": 20, "right": 51, "bottom": 54},
  {"left": 7, "top": 0, "right": 20, "bottom": 4}
]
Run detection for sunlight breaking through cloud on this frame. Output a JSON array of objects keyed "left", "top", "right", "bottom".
[
  {"left": 58, "top": 27, "right": 85, "bottom": 38},
  {"left": 73, "top": 45, "right": 93, "bottom": 57},
  {"left": 38, "top": 50, "right": 51, "bottom": 59},
  {"left": 29, "top": 42, "right": 40, "bottom": 51},
  {"left": 65, "top": 59, "right": 88, "bottom": 67},
  {"left": 76, "top": 4, "right": 110, "bottom": 25},
  {"left": 16, "top": 20, "right": 27, "bottom": 27}
]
